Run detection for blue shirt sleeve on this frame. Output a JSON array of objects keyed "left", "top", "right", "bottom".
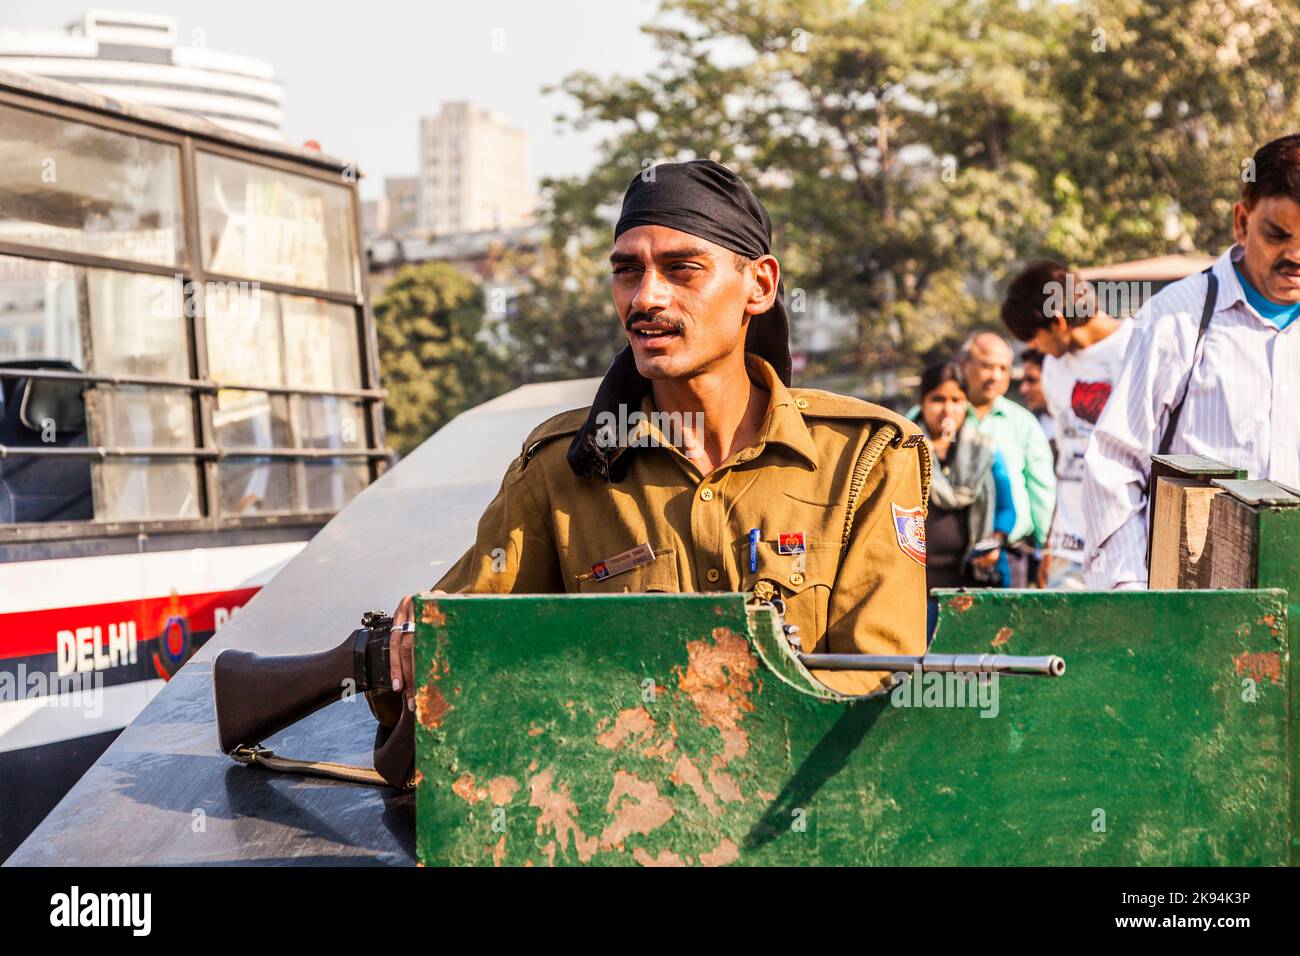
[{"left": 991, "top": 449, "right": 1017, "bottom": 537}]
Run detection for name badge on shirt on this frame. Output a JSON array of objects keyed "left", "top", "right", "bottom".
[{"left": 592, "top": 542, "right": 655, "bottom": 581}]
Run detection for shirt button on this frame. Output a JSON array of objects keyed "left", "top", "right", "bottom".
[
  {"left": 790, "top": 571, "right": 805, "bottom": 586},
  {"left": 706, "top": 568, "right": 720, "bottom": 583},
  {"left": 700, "top": 488, "right": 714, "bottom": 501},
  {"left": 795, "top": 398, "right": 809, "bottom": 409}
]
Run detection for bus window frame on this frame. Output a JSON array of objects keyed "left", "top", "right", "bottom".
[{"left": 0, "top": 87, "right": 387, "bottom": 544}]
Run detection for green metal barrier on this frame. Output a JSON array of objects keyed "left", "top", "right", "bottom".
[{"left": 413, "top": 588, "right": 1293, "bottom": 866}]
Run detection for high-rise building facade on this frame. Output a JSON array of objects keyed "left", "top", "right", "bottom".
[
  {"left": 0, "top": 10, "right": 283, "bottom": 141},
  {"left": 418, "top": 102, "right": 532, "bottom": 235}
]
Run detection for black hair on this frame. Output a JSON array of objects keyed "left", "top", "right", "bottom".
[{"left": 918, "top": 361, "right": 966, "bottom": 403}]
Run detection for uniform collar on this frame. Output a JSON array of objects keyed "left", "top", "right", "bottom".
[
  {"left": 746, "top": 353, "right": 820, "bottom": 469},
  {"left": 610, "top": 353, "right": 819, "bottom": 471}
]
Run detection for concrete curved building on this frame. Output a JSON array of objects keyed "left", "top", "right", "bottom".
[{"left": 0, "top": 9, "right": 283, "bottom": 142}]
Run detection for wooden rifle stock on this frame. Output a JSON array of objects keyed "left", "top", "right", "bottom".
[{"left": 212, "top": 611, "right": 413, "bottom": 789}]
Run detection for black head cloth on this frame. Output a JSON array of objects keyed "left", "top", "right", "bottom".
[{"left": 567, "top": 159, "right": 791, "bottom": 480}]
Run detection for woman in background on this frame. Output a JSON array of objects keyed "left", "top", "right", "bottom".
[{"left": 910, "top": 362, "right": 1017, "bottom": 641}]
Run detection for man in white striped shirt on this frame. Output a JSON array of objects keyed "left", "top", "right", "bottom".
[{"left": 1084, "top": 134, "right": 1300, "bottom": 588}]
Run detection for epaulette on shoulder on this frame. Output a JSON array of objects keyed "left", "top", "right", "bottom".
[
  {"left": 520, "top": 407, "right": 589, "bottom": 465},
  {"left": 791, "top": 389, "right": 923, "bottom": 447}
]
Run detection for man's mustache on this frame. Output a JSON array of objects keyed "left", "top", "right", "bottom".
[
  {"left": 625, "top": 311, "right": 686, "bottom": 333},
  {"left": 1273, "top": 258, "right": 1300, "bottom": 273}
]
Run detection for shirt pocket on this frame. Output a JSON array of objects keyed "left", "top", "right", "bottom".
[
  {"left": 739, "top": 538, "right": 839, "bottom": 652},
  {"left": 574, "top": 547, "right": 680, "bottom": 594}
]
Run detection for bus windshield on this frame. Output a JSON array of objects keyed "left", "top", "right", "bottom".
[{"left": 0, "top": 90, "right": 384, "bottom": 536}]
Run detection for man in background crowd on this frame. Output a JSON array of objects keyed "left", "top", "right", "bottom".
[
  {"left": 1083, "top": 133, "right": 1300, "bottom": 589},
  {"left": 957, "top": 331, "right": 1056, "bottom": 586},
  {"left": 1018, "top": 349, "right": 1056, "bottom": 451},
  {"left": 1002, "top": 261, "right": 1132, "bottom": 589}
]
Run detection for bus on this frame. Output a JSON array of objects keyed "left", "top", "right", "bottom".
[{"left": 0, "top": 67, "right": 387, "bottom": 857}]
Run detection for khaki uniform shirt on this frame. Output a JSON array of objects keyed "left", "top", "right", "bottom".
[{"left": 433, "top": 355, "right": 931, "bottom": 695}]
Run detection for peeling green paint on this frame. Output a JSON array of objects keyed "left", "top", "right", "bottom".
[{"left": 414, "top": 589, "right": 1292, "bottom": 866}]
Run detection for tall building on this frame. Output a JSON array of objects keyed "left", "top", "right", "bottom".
[
  {"left": 0, "top": 10, "right": 283, "bottom": 141},
  {"left": 418, "top": 102, "right": 533, "bottom": 235},
  {"left": 385, "top": 176, "right": 420, "bottom": 235}
]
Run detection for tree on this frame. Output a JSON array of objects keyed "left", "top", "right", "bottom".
[
  {"left": 497, "top": 233, "right": 626, "bottom": 385},
  {"left": 533, "top": 0, "right": 1061, "bottom": 371},
  {"left": 1045, "top": 0, "right": 1300, "bottom": 264},
  {"left": 519, "top": 0, "right": 1300, "bottom": 381},
  {"left": 373, "top": 262, "right": 505, "bottom": 456}
]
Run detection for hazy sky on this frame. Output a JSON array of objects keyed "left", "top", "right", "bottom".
[{"left": 0, "top": 0, "right": 665, "bottom": 198}]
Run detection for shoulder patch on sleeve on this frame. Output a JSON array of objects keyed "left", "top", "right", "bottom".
[{"left": 520, "top": 407, "right": 590, "bottom": 465}]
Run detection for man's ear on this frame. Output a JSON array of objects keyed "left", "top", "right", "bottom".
[
  {"left": 1232, "top": 201, "right": 1250, "bottom": 245},
  {"left": 746, "top": 254, "right": 780, "bottom": 316}
]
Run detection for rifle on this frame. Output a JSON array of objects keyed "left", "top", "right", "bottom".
[{"left": 213, "top": 610, "right": 415, "bottom": 789}]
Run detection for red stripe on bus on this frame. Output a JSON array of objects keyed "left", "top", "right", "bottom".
[{"left": 0, "top": 587, "right": 261, "bottom": 659}]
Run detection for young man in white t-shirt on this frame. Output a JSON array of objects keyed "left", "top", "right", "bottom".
[{"left": 1001, "top": 260, "right": 1133, "bottom": 589}]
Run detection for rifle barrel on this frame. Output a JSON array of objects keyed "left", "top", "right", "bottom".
[{"left": 797, "top": 653, "right": 1065, "bottom": 676}]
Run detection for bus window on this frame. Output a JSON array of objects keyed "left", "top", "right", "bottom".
[
  {"left": 86, "top": 270, "right": 191, "bottom": 379},
  {"left": 280, "top": 295, "right": 362, "bottom": 390},
  {"left": 0, "top": 256, "right": 199, "bottom": 523},
  {"left": 0, "top": 103, "right": 184, "bottom": 267},
  {"left": 90, "top": 386, "right": 200, "bottom": 522},
  {"left": 298, "top": 396, "right": 366, "bottom": 450},
  {"left": 304, "top": 459, "right": 368, "bottom": 511},
  {"left": 206, "top": 283, "right": 370, "bottom": 517},
  {"left": 213, "top": 389, "right": 293, "bottom": 515},
  {"left": 196, "top": 151, "right": 357, "bottom": 295}
]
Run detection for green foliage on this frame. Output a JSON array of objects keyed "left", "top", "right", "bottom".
[
  {"left": 517, "top": 0, "right": 1300, "bottom": 377},
  {"left": 496, "top": 235, "right": 626, "bottom": 385},
  {"left": 1049, "top": 0, "right": 1300, "bottom": 263},
  {"left": 373, "top": 262, "right": 505, "bottom": 456}
]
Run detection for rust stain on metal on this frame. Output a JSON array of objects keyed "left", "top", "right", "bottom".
[
  {"left": 420, "top": 601, "right": 446, "bottom": 626},
  {"left": 529, "top": 768, "right": 598, "bottom": 863},
  {"left": 992, "top": 627, "right": 1013, "bottom": 647},
  {"left": 452, "top": 773, "right": 486, "bottom": 805},
  {"left": 417, "top": 681, "right": 452, "bottom": 728},
  {"left": 670, "top": 754, "right": 718, "bottom": 816},
  {"left": 490, "top": 836, "right": 506, "bottom": 867},
  {"left": 595, "top": 706, "right": 677, "bottom": 759},
  {"left": 1257, "top": 614, "right": 1280, "bottom": 636},
  {"left": 527, "top": 723, "right": 545, "bottom": 736},
  {"left": 412, "top": 769, "right": 424, "bottom": 787},
  {"left": 677, "top": 627, "right": 756, "bottom": 750},
  {"left": 596, "top": 707, "right": 655, "bottom": 750},
  {"left": 541, "top": 841, "right": 556, "bottom": 867},
  {"left": 706, "top": 764, "right": 743, "bottom": 803},
  {"left": 599, "top": 770, "right": 675, "bottom": 849},
  {"left": 700, "top": 839, "right": 740, "bottom": 867},
  {"left": 487, "top": 776, "right": 520, "bottom": 805},
  {"left": 1235, "top": 651, "right": 1283, "bottom": 685},
  {"left": 948, "top": 594, "right": 974, "bottom": 613},
  {"left": 634, "top": 847, "right": 687, "bottom": 867}
]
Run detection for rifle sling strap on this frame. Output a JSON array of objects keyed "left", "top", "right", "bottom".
[{"left": 229, "top": 744, "right": 395, "bottom": 788}]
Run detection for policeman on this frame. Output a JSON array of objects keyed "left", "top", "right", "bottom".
[{"left": 383, "top": 160, "right": 930, "bottom": 700}]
